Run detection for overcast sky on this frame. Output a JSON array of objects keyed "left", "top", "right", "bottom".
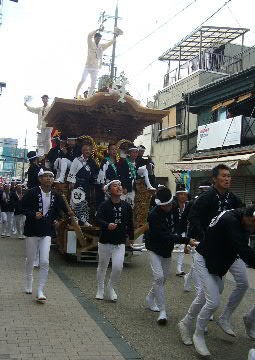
[{"left": 0, "top": 0, "right": 254, "bottom": 150}]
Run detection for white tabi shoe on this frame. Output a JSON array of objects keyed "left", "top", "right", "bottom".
[
  {"left": 183, "top": 274, "right": 192, "bottom": 292},
  {"left": 146, "top": 295, "right": 160, "bottom": 312},
  {"left": 157, "top": 310, "right": 167, "bottom": 325},
  {"left": 217, "top": 317, "right": 236, "bottom": 337},
  {"left": 178, "top": 320, "right": 193, "bottom": 345},
  {"left": 84, "top": 221, "right": 92, "bottom": 227},
  {"left": 5, "top": 233, "right": 11, "bottom": 237},
  {"left": 244, "top": 315, "right": 255, "bottom": 340},
  {"left": 193, "top": 332, "right": 211, "bottom": 357},
  {"left": 248, "top": 349, "right": 255, "bottom": 360},
  {"left": 1, "top": 233, "right": 6, "bottom": 237},
  {"left": 107, "top": 285, "right": 117, "bottom": 302},
  {"left": 147, "top": 186, "right": 156, "bottom": 191},
  {"left": 95, "top": 289, "right": 104, "bottom": 300},
  {"left": 36, "top": 290, "right": 46, "bottom": 303}
]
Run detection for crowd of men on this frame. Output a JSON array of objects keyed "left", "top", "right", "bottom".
[{"left": 1, "top": 139, "right": 255, "bottom": 358}]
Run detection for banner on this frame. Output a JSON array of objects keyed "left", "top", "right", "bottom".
[{"left": 197, "top": 116, "right": 242, "bottom": 151}]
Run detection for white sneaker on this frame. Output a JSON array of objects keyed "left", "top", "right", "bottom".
[
  {"left": 107, "top": 286, "right": 117, "bottom": 302},
  {"left": 84, "top": 221, "right": 92, "bottom": 227},
  {"left": 146, "top": 295, "right": 160, "bottom": 312},
  {"left": 193, "top": 332, "right": 211, "bottom": 356},
  {"left": 1, "top": 233, "right": 6, "bottom": 237},
  {"left": 157, "top": 310, "right": 167, "bottom": 325},
  {"left": 183, "top": 274, "right": 192, "bottom": 292},
  {"left": 217, "top": 317, "right": 236, "bottom": 337},
  {"left": 248, "top": 349, "right": 255, "bottom": 360},
  {"left": 244, "top": 315, "right": 255, "bottom": 340},
  {"left": 5, "top": 233, "right": 11, "bottom": 237},
  {"left": 178, "top": 320, "right": 193, "bottom": 345},
  {"left": 36, "top": 289, "right": 46, "bottom": 303},
  {"left": 95, "top": 289, "right": 104, "bottom": 300}
]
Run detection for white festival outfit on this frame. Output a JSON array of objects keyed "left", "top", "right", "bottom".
[
  {"left": 76, "top": 30, "right": 114, "bottom": 97},
  {"left": 22, "top": 175, "right": 68, "bottom": 300},
  {"left": 25, "top": 103, "right": 52, "bottom": 155},
  {"left": 95, "top": 180, "right": 134, "bottom": 301},
  {"left": 145, "top": 193, "right": 191, "bottom": 324},
  {"left": 179, "top": 209, "right": 255, "bottom": 356}
]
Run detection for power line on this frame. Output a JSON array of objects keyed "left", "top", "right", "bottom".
[{"left": 116, "top": 0, "right": 198, "bottom": 58}]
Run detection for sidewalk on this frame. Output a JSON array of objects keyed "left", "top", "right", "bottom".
[{"left": 0, "top": 236, "right": 125, "bottom": 360}]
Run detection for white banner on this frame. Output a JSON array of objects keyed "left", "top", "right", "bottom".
[{"left": 197, "top": 116, "right": 242, "bottom": 151}]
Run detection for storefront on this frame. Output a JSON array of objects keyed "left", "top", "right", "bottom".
[{"left": 168, "top": 152, "right": 255, "bottom": 204}]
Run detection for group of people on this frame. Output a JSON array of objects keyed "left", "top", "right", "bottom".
[
  {"left": 0, "top": 179, "right": 26, "bottom": 239},
  {"left": 91, "top": 162, "right": 255, "bottom": 358},
  {"left": 143, "top": 163, "right": 255, "bottom": 358}
]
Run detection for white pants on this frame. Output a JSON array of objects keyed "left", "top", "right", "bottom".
[
  {"left": 220, "top": 257, "right": 249, "bottom": 320},
  {"left": 25, "top": 236, "right": 51, "bottom": 292},
  {"left": 77, "top": 68, "right": 99, "bottom": 97},
  {"left": 54, "top": 157, "right": 72, "bottom": 182},
  {"left": 37, "top": 127, "right": 53, "bottom": 155},
  {"left": 97, "top": 243, "right": 125, "bottom": 292},
  {"left": 15, "top": 214, "right": 26, "bottom": 236},
  {"left": 176, "top": 244, "right": 185, "bottom": 273},
  {"left": 183, "top": 249, "right": 201, "bottom": 292},
  {"left": 148, "top": 251, "right": 171, "bottom": 312},
  {"left": 183, "top": 252, "right": 224, "bottom": 333},
  {"left": 1, "top": 212, "right": 14, "bottom": 235}
]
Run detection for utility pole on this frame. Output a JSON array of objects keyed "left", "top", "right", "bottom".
[
  {"left": 21, "top": 129, "right": 27, "bottom": 181},
  {"left": 110, "top": 0, "right": 119, "bottom": 81}
]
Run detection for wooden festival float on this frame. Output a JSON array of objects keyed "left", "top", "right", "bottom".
[{"left": 44, "top": 91, "right": 168, "bottom": 262}]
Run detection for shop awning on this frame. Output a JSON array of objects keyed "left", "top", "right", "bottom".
[{"left": 167, "top": 153, "right": 255, "bottom": 173}]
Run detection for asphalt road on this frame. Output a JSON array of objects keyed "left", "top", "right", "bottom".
[{"left": 50, "top": 249, "right": 255, "bottom": 360}]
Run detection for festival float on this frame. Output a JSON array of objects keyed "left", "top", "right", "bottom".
[{"left": 43, "top": 86, "right": 168, "bottom": 262}]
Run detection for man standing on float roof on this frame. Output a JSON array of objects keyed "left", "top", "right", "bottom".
[{"left": 75, "top": 26, "right": 123, "bottom": 98}]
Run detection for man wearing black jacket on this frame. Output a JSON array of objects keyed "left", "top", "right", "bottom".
[
  {"left": 145, "top": 187, "right": 197, "bottom": 325},
  {"left": 187, "top": 164, "right": 246, "bottom": 336},
  {"left": 22, "top": 169, "right": 70, "bottom": 302},
  {"left": 179, "top": 206, "right": 255, "bottom": 357},
  {"left": 96, "top": 179, "right": 134, "bottom": 302}
]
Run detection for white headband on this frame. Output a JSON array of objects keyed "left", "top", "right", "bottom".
[
  {"left": 155, "top": 195, "right": 173, "bottom": 206},
  {"left": 199, "top": 185, "right": 211, "bottom": 189},
  {"left": 104, "top": 180, "right": 121, "bottom": 192},
  {"left": 38, "top": 168, "right": 54, "bottom": 177},
  {"left": 176, "top": 190, "right": 188, "bottom": 194}
]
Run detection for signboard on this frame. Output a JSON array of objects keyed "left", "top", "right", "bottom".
[{"left": 197, "top": 116, "right": 242, "bottom": 151}]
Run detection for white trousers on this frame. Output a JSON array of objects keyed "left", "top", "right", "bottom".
[
  {"left": 183, "top": 252, "right": 224, "bottom": 333},
  {"left": 54, "top": 157, "right": 72, "bottom": 182},
  {"left": 183, "top": 249, "right": 201, "bottom": 292},
  {"left": 220, "top": 257, "right": 249, "bottom": 320},
  {"left": 176, "top": 244, "right": 185, "bottom": 273},
  {"left": 97, "top": 243, "right": 125, "bottom": 292},
  {"left": 37, "top": 127, "right": 53, "bottom": 155},
  {"left": 15, "top": 214, "right": 26, "bottom": 236},
  {"left": 25, "top": 236, "right": 51, "bottom": 292},
  {"left": 1, "top": 212, "right": 14, "bottom": 235},
  {"left": 76, "top": 68, "right": 99, "bottom": 97},
  {"left": 148, "top": 251, "right": 171, "bottom": 312}
]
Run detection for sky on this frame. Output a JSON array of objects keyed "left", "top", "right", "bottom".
[{"left": 0, "top": 0, "right": 255, "bottom": 150}]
